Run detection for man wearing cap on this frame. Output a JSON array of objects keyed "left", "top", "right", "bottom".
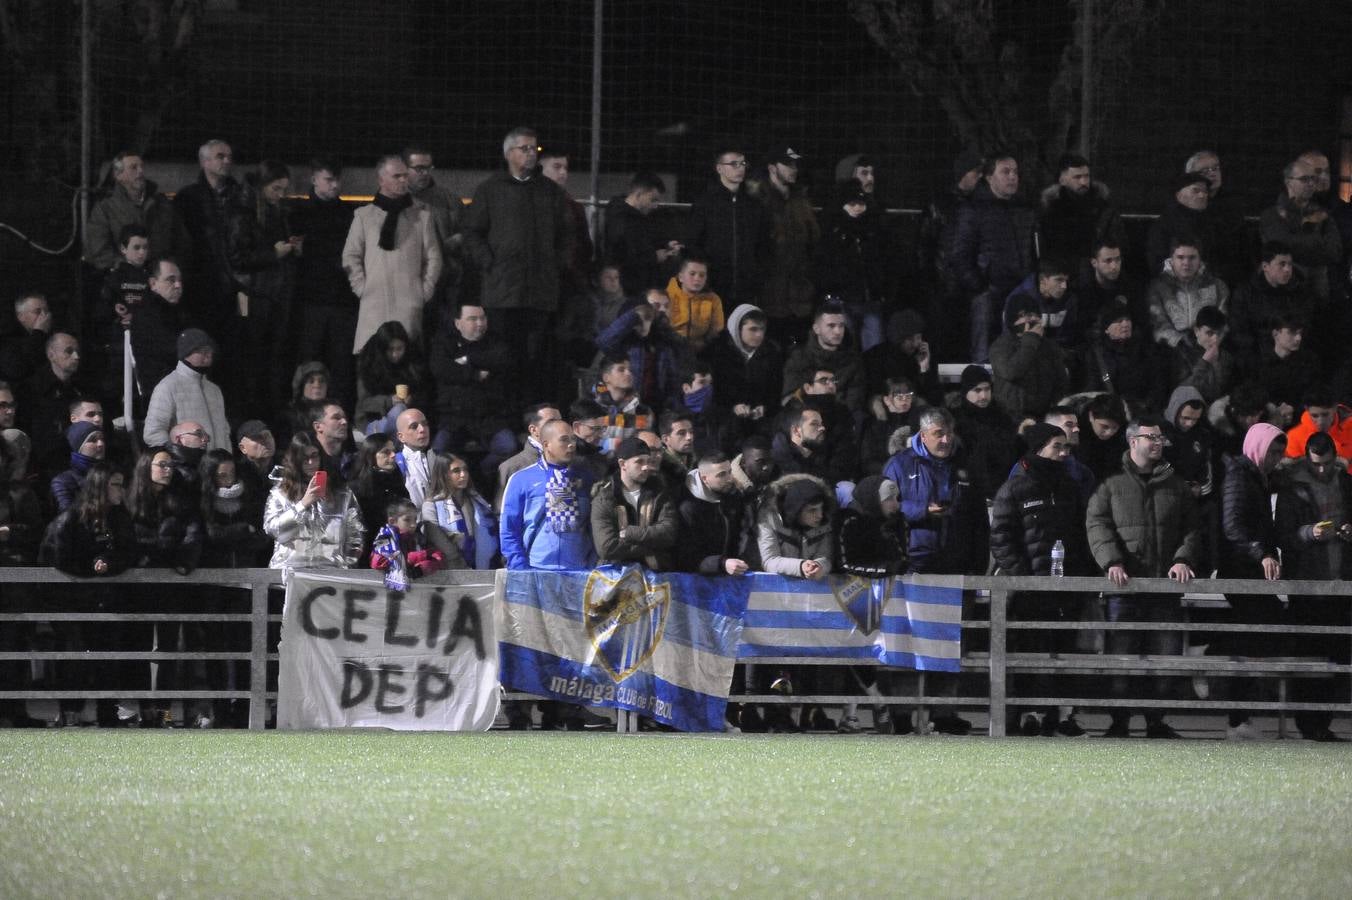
[
  {"left": 589, "top": 436, "right": 678, "bottom": 569},
  {"left": 685, "top": 146, "right": 771, "bottom": 314},
  {"left": 953, "top": 363, "right": 1018, "bottom": 506},
  {"left": 748, "top": 146, "right": 819, "bottom": 335},
  {"left": 143, "top": 328, "right": 230, "bottom": 451},
  {"left": 1145, "top": 171, "right": 1215, "bottom": 276},
  {"left": 234, "top": 418, "right": 277, "bottom": 504},
  {"left": 990, "top": 421, "right": 1093, "bottom": 736},
  {"left": 50, "top": 421, "right": 106, "bottom": 512}
]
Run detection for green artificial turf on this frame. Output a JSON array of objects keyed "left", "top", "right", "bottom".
[{"left": 1, "top": 732, "right": 1350, "bottom": 898}]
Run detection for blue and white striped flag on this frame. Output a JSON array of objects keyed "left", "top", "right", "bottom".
[
  {"left": 498, "top": 566, "right": 750, "bottom": 732},
  {"left": 737, "top": 574, "right": 962, "bottom": 671}
]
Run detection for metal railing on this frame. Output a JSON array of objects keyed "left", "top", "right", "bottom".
[
  {"left": 2, "top": 568, "right": 1347, "bottom": 735},
  {"left": 0, "top": 567, "right": 280, "bottom": 729}
]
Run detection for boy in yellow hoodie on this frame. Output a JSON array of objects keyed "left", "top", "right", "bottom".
[{"left": 666, "top": 255, "right": 725, "bottom": 353}]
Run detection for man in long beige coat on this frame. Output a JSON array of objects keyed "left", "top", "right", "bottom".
[{"left": 342, "top": 155, "right": 442, "bottom": 352}]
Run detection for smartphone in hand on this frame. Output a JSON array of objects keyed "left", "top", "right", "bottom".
[{"left": 313, "top": 470, "right": 328, "bottom": 499}]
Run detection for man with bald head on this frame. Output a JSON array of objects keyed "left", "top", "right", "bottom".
[
  {"left": 343, "top": 154, "right": 442, "bottom": 353},
  {"left": 500, "top": 418, "right": 596, "bottom": 570},
  {"left": 21, "top": 332, "right": 93, "bottom": 480},
  {"left": 1261, "top": 154, "right": 1344, "bottom": 302},
  {"left": 394, "top": 407, "right": 435, "bottom": 507}
]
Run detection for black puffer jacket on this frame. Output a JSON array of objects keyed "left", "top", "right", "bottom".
[
  {"left": 132, "top": 488, "right": 204, "bottom": 574},
  {"left": 951, "top": 180, "right": 1035, "bottom": 298},
  {"left": 990, "top": 455, "right": 1091, "bottom": 576},
  {"left": 1219, "top": 454, "right": 1279, "bottom": 579},
  {"left": 42, "top": 506, "right": 138, "bottom": 577}
]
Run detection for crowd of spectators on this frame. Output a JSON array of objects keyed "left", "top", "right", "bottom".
[{"left": 1, "top": 130, "right": 1350, "bottom": 737}]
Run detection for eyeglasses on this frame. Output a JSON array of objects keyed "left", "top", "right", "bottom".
[
  {"left": 152, "top": 461, "right": 174, "bottom": 470},
  {"left": 185, "top": 430, "right": 208, "bottom": 439},
  {"left": 718, "top": 159, "right": 748, "bottom": 169},
  {"left": 889, "top": 391, "right": 914, "bottom": 399},
  {"left": 813, "top": 376, "right": 837, "bottom": 385},
  {"left": 1132, "top": 433, "right": 1165, "bottom": 443},
  {"left": 410, "top": 164, "right": 433, "bottom": 173}
]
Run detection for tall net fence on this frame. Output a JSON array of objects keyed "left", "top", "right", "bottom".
[{"left": 1, "top": 0, "right": 1349, "bottom": 307}]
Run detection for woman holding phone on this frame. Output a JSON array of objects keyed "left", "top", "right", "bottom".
[{"left": 263, "top": 432, "right": 364, "bottom": 571}]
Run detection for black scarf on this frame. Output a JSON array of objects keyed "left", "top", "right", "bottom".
[
  {"left": 373, "top": 192, "right": 413, "bottom": 251},
  {"left": 1024, "top": 452, "right": 1067, "bottom": 485}
]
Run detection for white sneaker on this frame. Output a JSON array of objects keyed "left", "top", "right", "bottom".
[{"left": 1226, "top": 721, "right": 1264, "bottom": 741}]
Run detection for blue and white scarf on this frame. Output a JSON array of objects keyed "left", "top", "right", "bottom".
[{"left": 544, "top": 465, "right": 582, "bottom": 533}]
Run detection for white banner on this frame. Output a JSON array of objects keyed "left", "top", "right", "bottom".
[{"left": 278, "top": 570, "right": 501, "bottom": 730}]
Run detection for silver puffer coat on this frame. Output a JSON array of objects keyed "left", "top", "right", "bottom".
[{"left": 263, "top": 480, "right": 365, "bottom": 571}]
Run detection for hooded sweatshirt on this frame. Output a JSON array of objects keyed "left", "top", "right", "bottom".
[{"left": 1163, "top": 385, "right": 1215, "bottom": 495}]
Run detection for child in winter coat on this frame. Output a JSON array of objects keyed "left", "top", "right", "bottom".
[
  {"left": 666, "top": 256, "right": 725, "bottom": 353},
  {"left": 369, "top": 498, "right": 450, "bottom": 576}
]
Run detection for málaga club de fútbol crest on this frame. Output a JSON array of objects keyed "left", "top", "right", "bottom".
[
  {"left": 831, "top": 575, "right": 892, "bottom": 636},
  {"left": 583, "top": 566, "right": 671, "bottom": 682}
]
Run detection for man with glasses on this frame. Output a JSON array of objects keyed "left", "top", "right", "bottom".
[
  {"left": 1086, "top": 416, "right": 1202, "bottom": 738},
  {"left": 463, "top": 127, "right": 571, "bottom": 399},
  {"left": 167, "top": 420, "right": 210, "bottom": 488},
  {"left": 1260, "top": 155, "right": 1343, "bottom": 302},
  {"left": 402, "top": 145, "right": 465, "bottom": 304},
  {"left": 685, "top": 146, "right": 771, "bottom": 311}
]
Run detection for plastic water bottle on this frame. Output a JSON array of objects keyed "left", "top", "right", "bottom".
[{"left": 1050, "top": 540, "right": 1065, "bottom": 577}]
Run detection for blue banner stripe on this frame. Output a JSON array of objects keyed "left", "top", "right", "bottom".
[
  {"left": 499, "top": 643, "right": 727, "bottom": 731},
  {"left": 902, "top": 583, "right": 966, "bottom": 606},
  {"left": 743, "top": 609, "right": 934, "bottom": 634},
  {"left": 736, "top": 643, "right": 960, "bottom": 671}
]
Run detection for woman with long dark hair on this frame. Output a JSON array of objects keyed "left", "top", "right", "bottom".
[
  {"left": 422, "top": 452, "right": 497, "bottom": 569},
  {"left": 127, "top": 446, "right": 205, "bottom": 724},
  {"left": 263, "top": 432, "right": 364, "bottom": 571},
  {"left": 42, "top": 462, "right": 140, "bottom": 725},
  {"left": 348, "top": 432, "right": 408, "bottom": 566},
  {"left": 355, "top": 320, "right": 428, "bottom": 436}
]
